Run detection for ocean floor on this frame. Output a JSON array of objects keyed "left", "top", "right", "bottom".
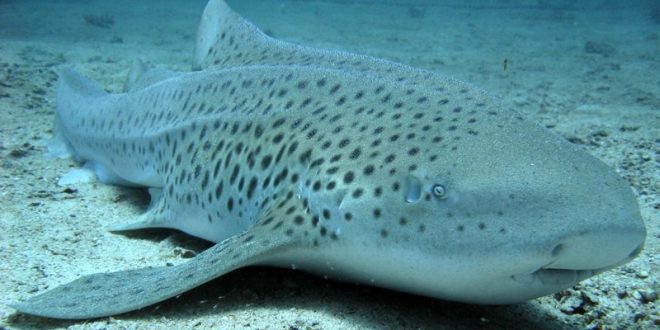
[{"left": 1, "top": 0, "right": 658, "bottom": 329}]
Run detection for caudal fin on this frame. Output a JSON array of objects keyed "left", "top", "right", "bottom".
[
  {"left": 10, "top": 230, "right": 272, "bottom": 319},
  {"left": 10, "top": 187, "right": 314, "bottom": 319}
]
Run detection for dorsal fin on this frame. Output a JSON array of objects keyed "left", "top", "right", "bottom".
[
  {"left": 123, "top": 59, "right": 177, "bottom": 92},
  {"left": 122, "top": 59, "right": 149, "bottom": 92},
  {"left": 193, "top": 0, "right": 262, "bottom": 70},
  {"left": 193, "top": 0, "right": 368, "bottom": 71},
  {"left": 191, "top": 0, "right": 439, "bottom": 87},
  {"left": 58, "top": 68, "right": 108, "bottom": 98}
]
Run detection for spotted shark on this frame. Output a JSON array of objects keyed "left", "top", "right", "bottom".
[{"left": 12, "top": 0, "right": 646, "bottom": 319}]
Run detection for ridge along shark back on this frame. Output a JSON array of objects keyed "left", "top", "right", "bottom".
[{"left": 12, "top": 0, "right": 645, "bottom": 320}]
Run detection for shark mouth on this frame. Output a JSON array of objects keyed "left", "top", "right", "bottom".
[
  {"left": 511, "top": 243, "right": 643, "bottom": 287},
  {"left": 510, "top": 268, "right": 596, "bottom": 286}
]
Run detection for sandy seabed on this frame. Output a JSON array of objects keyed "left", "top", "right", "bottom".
[{"left": 0, "top": 0, "right": 657, "bottom": 329}]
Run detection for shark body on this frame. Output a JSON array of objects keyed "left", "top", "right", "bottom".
[{"left": 13, "top": 0, "right": 645, "bottom": 319}]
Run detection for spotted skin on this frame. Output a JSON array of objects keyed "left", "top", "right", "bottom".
[
  {"left": 12, "top": 0, "right": 645, "bottom": 320},
  {"left": 58, "top": 64, "right": 493, "bottom": 245}
]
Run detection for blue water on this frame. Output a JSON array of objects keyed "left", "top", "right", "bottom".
[{"left": 1, "top": 0, "right": 657, "bottom": 113}]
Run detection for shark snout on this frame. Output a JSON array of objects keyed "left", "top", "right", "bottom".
[
  {"left": 504, "top": 205, "right": 645, "bottom": 299},
  {"left": 498, "top": 154, "right": 647, "bottom": 286},
  {"left": 541, "top": 222, "right": 645, "bottom": 272},
  {"left": 534, "top": 168, "right": 647, "bottom": 274},
  {"left": 522, "top": 141, "right": 647, "bottom": 275}
]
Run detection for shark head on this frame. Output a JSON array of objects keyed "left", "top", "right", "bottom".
[{"left": 314, "top": 96, "right": 646, "bottom": 304}]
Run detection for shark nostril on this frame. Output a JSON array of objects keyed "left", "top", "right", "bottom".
[
  {"left": 404, "top": 176, "right": 423, "bottom": 203},
  {"left": 551, "top": 243, "right": 564, "bottom": 258}
]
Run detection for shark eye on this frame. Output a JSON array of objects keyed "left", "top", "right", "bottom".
[{"left": 432, "top": 184, "right": 447, "bottom": 199}]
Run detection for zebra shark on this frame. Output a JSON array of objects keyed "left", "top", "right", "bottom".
[{"left": 12, "top": 0, "right": 645, "bottom": 319}]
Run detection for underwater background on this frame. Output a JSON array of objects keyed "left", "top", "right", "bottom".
[{"left": 1, "top": 0, "right": 657, "bottom": 329}]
